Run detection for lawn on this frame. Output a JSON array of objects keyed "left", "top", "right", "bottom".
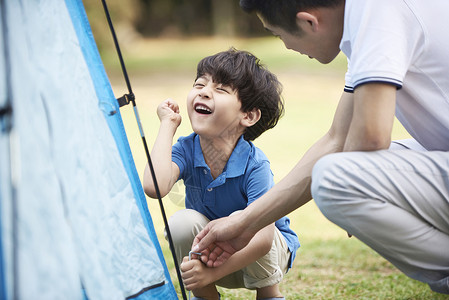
[{"left": 105, "top": 37, "right": 447, "bottom": 299}]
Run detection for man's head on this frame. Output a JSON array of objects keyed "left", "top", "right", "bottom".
[
  {"left": 195, "top": 48, "right": 284, "bottom": 141},
  {"left": 240, "top": 0, "right": 345, "bottom": 64},
  {"left": 240, "top": 0, "right": 343, "bottom": 34}
]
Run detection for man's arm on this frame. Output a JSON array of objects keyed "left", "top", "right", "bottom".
[
  {"left": 193, "top": 83, "right": 398, "bottom": 266},
  {"left": 143, "top": 99, "right": 181, "bottom": 198},
  {"left": 344, "top": 83, "right": 396, "bottom": 151},
  {"left": 181, "top": 224, "right": 274, "bottom": 290},
  {"left": 192, "top": 90, "right": 355, "bottom": 265}
]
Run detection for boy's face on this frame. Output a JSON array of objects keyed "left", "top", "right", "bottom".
[{"left": 187, "top": 74, "right": 246, "bottom": 140}]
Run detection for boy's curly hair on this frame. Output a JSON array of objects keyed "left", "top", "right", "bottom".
[{"left": 196, "top": 47, "right": 284, "bottom": 141}]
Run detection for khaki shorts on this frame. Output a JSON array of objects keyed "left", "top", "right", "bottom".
[{"left": 166, "top": 209, "right": 291, "bottom": 289}]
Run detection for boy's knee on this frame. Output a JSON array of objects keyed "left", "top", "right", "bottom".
[
  {"left": 229, "top": 209, "right": 243, "bottom": 217},
  {"left": 167, "top": 209, "right": 209, "bottom": 244}
]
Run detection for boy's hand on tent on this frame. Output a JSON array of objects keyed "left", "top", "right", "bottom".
[
  {"left": 180, "top": 256, "right": 215, "bottom": 290},
  {"left": 157, "top": 98, "right": 182, "bottom": 127}
]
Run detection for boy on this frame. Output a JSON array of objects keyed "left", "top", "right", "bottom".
[{"left": 143, "top": 48, "right": 300, "bottom": 300}]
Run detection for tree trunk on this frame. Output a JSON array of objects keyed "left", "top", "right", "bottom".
[{"left": 212, "top": 0, "right": 235, "bottom": 37}]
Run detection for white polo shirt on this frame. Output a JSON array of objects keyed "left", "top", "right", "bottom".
[{"left": 341, "top": 0, "right": 449, "bottom": 151}]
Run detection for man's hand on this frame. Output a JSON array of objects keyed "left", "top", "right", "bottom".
[{"left": 191, "top": 214, "right": 256, "bottom": 267}]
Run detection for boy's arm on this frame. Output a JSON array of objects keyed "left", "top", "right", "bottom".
[
  {"left": 143, "top": 99, "right": 182, "bottom": 198},
  {"left": 181, "top": 223, "right": 275, "bottom": 290}
]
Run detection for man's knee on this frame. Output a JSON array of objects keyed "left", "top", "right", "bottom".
[
  {"left": 312, "top": 154, "right": 338, "bottom": 200},
  {"left": 311, "top": 153, "right": 350, "bottom": 217}
]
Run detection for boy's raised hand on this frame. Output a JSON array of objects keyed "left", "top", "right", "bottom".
[{"left": 157, "top": 98, "right": 182, "bottom": 127}]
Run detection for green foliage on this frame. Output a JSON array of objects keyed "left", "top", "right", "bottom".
[
  {"left": 84, "top": 0, "right": 268, "bottom": 53},
  {"left": 83, "top": 0, "right": 142, "bottom": 53}
]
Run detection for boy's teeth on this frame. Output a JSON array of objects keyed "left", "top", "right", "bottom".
[{"left": 195, "top": 105, "right": 212, "bottom": 114}]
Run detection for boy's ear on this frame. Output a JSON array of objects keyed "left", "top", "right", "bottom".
[
  {"left": 296, "top": 11, "right": 319, "bottom": 32},
  {"left": 241, "top": 108, "right": 261, "bottom": 128}
]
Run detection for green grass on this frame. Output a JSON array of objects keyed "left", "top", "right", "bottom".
[
  {"left": 102, "top": 36, "right": 346, "bottom": 76},
  {"left": 105, "top": 37, "right": 448, "bottom": 299}
]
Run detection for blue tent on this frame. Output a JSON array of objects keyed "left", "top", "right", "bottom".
[{"left": 0, "top": 0, "right": 178, "bottom": 299}]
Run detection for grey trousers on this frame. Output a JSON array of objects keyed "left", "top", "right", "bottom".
[{"left": 311, "top": 139, "right": 449, "bottom": 294}]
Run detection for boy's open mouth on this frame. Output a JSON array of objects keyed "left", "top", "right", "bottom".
[{"left": 194, "top": 104, "right": 212, "bottom": 115}]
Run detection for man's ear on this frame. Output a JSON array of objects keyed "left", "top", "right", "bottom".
[
  {"left": 296, "top": 11, "right": 319, "bottom": 32},
  {"left": 241, "top": 108, "right": 261, "bottom": 128}
]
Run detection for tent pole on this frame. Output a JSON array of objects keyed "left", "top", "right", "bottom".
[{"left": 99, "top": 1, "right": 188, "bottom": 299}]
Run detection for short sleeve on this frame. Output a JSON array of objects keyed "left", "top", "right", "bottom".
[
  {"left": 172, "top": 138, "right": 186, "bottom": 180},
  {"left": 245, "top": 161, "right": 274, "bottom": 206},
  {"left": 342, "top": 0, "right": 424, "bottom": 90}
]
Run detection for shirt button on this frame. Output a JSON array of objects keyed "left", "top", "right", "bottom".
[
  {"left": 207, "top": 188, "right": 213, "bottom": 192},
  {"left": 203, "top": 169, "right": 208, "bottom": 175}
]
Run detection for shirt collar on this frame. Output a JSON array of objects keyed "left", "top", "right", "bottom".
[
  {"left": 193, "top": 134, "right": 208, "bottom": 168},
  {"left": 193, "top": 134, "right": 251, "bottom": 178}
]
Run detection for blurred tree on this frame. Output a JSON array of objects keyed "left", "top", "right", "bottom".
[
  {"left": 84, "top": 0, "right": 268, "bottom": 45},
  {"left": 134, "top": 0, "right": 267, "bottom": 38},
  {"left": 212, "top": 0, "right": 235, "bottom": 36},
  {"left": 83, "top": 0, "right": 143, "bottom": 52}
]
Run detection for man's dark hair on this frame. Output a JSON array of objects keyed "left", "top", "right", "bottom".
[
  {"left": 240, "top": 0, "right": 344, "bottom": 33},
  {"left": 196, "top": 47, "right": 284, "bottom": 141}
]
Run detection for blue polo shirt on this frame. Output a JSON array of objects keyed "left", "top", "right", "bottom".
[{"left": 172, "top": 133, "right": 300, "bottom": 268}]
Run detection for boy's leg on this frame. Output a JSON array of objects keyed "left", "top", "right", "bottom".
[
  {"left": 311, "top": 149, "right": 449, "bottom": 294},
  {"left": 212, "top": 210, "right": 290, "bottom": 295},
  {"left": 236, "top": 226, "right": 290, "bottom": 298},
  {"left": 168, "top": 209, "right": 291, "bottom": 296},
  {"left": 167, "top": 209, "right": 221, "bottom": 299},
  {"left": 166, "top": 209, "right": 210, "bottom": 265}
]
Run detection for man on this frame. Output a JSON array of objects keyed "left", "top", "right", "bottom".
[{"left": 192, "top": 0, "right": 449, "bottom": 294}]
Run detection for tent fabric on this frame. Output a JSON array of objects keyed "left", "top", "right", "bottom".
[
  {"left": 0, "top": 0, "right": 177, "bottom": 299},
  {"left": 0, "top": 2, "right": 11, "bottom": 298}
]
